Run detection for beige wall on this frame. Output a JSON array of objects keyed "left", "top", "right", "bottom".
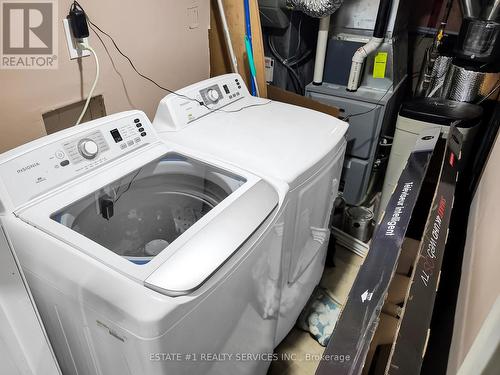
[
  {"left": 0, "top": 0, "right": 210, "bottom": 153},
  {"left": 447, "top": 132, "right": 500, "bottom": 374}
]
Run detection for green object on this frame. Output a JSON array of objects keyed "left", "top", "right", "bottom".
[
  {"left": 245, "top": 36, "right": 257, "bottom": 78},
  {"left": 373, "top": 52, "right": 388, "bottom": 79}
]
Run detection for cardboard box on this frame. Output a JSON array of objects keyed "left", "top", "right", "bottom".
[
  {"left": 267, "top": 85, "right": 340, "bottom": 118},
  {"left": 315, "top": 126, "right": 463, "bottom": 375}
]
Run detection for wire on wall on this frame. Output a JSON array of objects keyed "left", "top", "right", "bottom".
[
  {"left": 75, "top": 42, "right": 100, "bottom": 125},
  {"left": 73, "top": 1, "right": 271, "bottom": 116}
]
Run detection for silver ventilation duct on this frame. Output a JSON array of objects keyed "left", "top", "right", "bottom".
[
  {"left": 481, "top": 0, "right": 500, "bottom": 20},
  {"left": 288, "top": 0, "right": 343, "bottom": 18},
  {"left": 291, "top": 0, "right": 344, "bottom": 85},
  {"left": 459, "top": 0, "right": 500, "bottom": 20},
  {"left": 442, "top": 65, "right": 500, "bottom": 102},
  {"left": 460, "top": 0, "right": 480, "bottom": 18}
]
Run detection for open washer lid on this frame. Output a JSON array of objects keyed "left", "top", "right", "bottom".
[{"left": 1, "top": 111, "right": 278, "bottom": 296}]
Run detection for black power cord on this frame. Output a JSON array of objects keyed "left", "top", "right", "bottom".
[
  {"left": 69, "top": 1, "right": 89, "bottom": 38},
  {"left": 87, "top": 20, "right": 205, "bottom": 106},
  {"left": 344, "top": 84, "right": 393, "bottom": 121},
  {"left": 72, "top": 1, "right": 272, "bottom": 115},
  {"left": 114, "top": 167, "right": 143, "bottom": 203},
  {"left": 72, "top": 1, "right": 203, "bottom": 106},
  {"left": 268, "top": 35, "right": 304, "bottom": 95}
]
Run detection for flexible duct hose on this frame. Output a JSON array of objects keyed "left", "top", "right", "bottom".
[{"left": 288, "top": 0, "right": 343, "bottom": 18}]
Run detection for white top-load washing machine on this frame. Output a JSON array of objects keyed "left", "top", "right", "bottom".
[
  {"left": 153, "top": 74, "right": 349, "bottom": 344},
  {"left": 0, "top": 226, "right": 60, "bottom": 374},
  {"left": 0, "top": 110, "right": 288, "bottom": 375}
]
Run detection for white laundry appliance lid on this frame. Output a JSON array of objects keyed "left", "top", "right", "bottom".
[
  {"left": 1, "top": 110, "right": 278, "bottom": 296},
  {"left": 153, "top": 74, "right": 349, "bottom": 188}
]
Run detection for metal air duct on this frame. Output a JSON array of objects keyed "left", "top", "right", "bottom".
[
  {"left": 259, "top": 0, "right": 344, "bottom": 89},
  {"left": 459, "top": 0, "right": 500, "bottom": 20},
  {"left": 460, "top": 0, "right": 480, "bottom": 18},
  {"left": 481, "top": 0, "right": 500, "bottom": 20},
  {"left": 288, "top": 0, "right": 342, "bottom": 18},
  {"left": 289, "top": 0, "right": 344, "bottom": 85}
]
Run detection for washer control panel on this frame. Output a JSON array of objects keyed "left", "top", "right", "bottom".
[
  {"left": 63, "top": 130, "right": 110, "bottom": 164},
  {"left": 78, "top": 138, "right": 100, "bottom": 159},
  {"left": 0, "top": 111, "right": 158, "bottom": 208},
  {"left": 200, "top": 84, "right": 223, "bottom": 105},
  {"left": 154, "top": 73, "right": 249, "bottom": 131}
]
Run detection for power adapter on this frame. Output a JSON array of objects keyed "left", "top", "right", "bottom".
[
  {"left": 99, "top": 197, "right": 114, "bottom": 220},
  {"left": 69, "top": 1, "right": 89, "bottom": 39}
]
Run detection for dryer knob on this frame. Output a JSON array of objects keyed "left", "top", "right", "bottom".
[
  {"left": 78, "top": 139, "right": 99, "bottom": 159},
  {"left": 207, "top": 89, "right": 220, "bottom": 102}
]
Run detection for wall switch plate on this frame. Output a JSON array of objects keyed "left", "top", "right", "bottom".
[
  {"left": 187, "top": 5, "right": 199, "bottom": 29},
  {"left": 63, "top": 18, "right": 90, "bottom": 59}
]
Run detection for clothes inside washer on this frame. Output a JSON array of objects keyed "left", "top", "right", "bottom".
[
  {"left": 52, "top": 154, "right": 245, "bottom": 264},
  {"left": 69, "top": 184, "right": 218, "bottom": 262}
]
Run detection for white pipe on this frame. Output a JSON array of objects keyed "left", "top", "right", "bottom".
[
  {"left": 427, "top": 81, "right": 444, "bottom": 98},
  {"left": 216, "top": 0, "right": 238, "bottom": 73},
  {"left": 312, "top": 15, "right": 330, "bottom": 85},
  {"left": 346, "top": 37, "right": 384, "bottom": 91},
  {"left": 460, "top": 0, "right": 479, "bottom": 18},
  {"left": 484, "top": 0, "right": 500, "bottom": 20}
]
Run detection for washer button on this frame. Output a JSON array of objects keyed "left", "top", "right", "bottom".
[
  {"left": 120, "top": 143, "right": 127, "bottom": 149},
  {"left": 134, "top": 137, "right": 141, "bottom": 143},
  {"left": 78, "top": 139, "right": 99, "bottom": 159},
  {"left": 60, "top": 160, "right": 70, "bottom": 167},
  {"left": 136, "top": 123, "right": 142, "bottom": 128},
  {"left": 207, "top": 89, "right": 220, "bottom": 102},
  {"left": 134, "top": 118, "right": 140, "bottom": 123},
  {"left": 138, "top": 127, "right": 144, "bottom": 132},
  {"left": 127, "top": 140, "right": 134, "bottom": 146},
  {"left": 55, "top": 150, "right": 65, "bottom": 159},
  {"left": 141, "top": 132, "right": 147, "bottom": 137}
]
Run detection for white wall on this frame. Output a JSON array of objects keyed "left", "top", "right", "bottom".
[
  {"left": 0, "top": 0, "right": 210, "bottom": 152},
  {"left": 447, "top": 131, "right": 500, "bottom": 374}
]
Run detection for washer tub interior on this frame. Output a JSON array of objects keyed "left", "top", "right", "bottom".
[{"left": 51, "top": 153, "right": 246, "bottom": 264}]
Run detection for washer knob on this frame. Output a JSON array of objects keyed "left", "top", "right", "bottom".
[
  {"left": 78, "top": 139, "right": 99, "bottom": 159},
  {"left": 207, "top": 88, "right": 220, "bottom": 102}
]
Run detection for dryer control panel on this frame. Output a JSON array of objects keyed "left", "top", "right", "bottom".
[
  {"left": 0, "top": 111, "right": 158, "bottom": 208},
  {"left": 154, "top": 73, "right": 251, "bottom": 132}
]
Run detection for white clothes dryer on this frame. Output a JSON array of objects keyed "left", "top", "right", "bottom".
[{"left": 153, "top": 74, "right": 348, "bottom": 344}]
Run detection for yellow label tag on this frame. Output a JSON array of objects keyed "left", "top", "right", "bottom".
[{"left": 373, "top": 52, "right": 388, "bottom": 79}]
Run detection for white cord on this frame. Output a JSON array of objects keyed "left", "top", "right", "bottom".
[
  {"left": 427, "top": 81, "right": 444, "bottom": 98},
  {"left": 75, "top": 41, "right": 99, "bottom": 125}
]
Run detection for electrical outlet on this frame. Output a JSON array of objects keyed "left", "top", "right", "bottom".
[{"left": 63, "top": 18, "right": 90, "bottom": 59}]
